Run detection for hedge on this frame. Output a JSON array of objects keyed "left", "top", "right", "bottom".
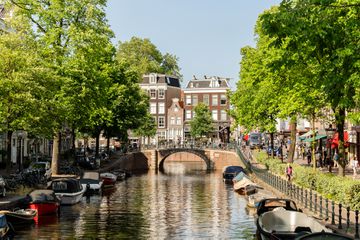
[{"left": 253, "top": 151, "right": 360, "bottom": 210}]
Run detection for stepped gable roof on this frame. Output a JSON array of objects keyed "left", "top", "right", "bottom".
[{"left": 185, "top": 75, "right": 230, "bottom": 89}]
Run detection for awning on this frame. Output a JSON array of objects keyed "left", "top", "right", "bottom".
[
  {"left": 299, "top": 130, "right": 317, "bottom": 140},
  {"left": 302, "top": 134, "right": 327, "bottom": 142}
]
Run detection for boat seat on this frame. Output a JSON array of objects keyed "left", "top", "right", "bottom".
[{"left": 295, "top": 226, "right": 312, "bottom": 233}]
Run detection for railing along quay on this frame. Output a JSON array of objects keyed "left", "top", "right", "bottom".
[{"left": 236, "top": 145, "right": 359, "bottom": 239}]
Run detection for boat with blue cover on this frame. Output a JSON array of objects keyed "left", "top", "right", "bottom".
[{"left": 222, "top": 166, "right": 244, "bottom": 183}]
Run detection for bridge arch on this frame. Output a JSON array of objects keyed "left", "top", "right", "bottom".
[{"left": 157, "top": 148, "right": 212, "bottom": 171}]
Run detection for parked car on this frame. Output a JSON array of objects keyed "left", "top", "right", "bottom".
[
  {"left": 26, "top": 161, "right": 52, "bottom": 180},
  {"left": 0, "top": 175, "right": 6, "bottom": 197}
]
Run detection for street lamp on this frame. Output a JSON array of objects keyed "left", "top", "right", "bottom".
[{"left": 325, "top": 124, "right": 336, "bottom": 172}]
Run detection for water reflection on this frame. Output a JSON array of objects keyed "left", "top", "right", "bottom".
[{"left": 16, "top": 162, "right": 257, "bottom": 239}]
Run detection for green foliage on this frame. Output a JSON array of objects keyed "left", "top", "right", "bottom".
[
  {"left": 116, "top": 37, "right": 182, "bottom": 79},
  {"left": 189, "top": 103, "right": 213, "bottom": 139},
  {"left": 253, "top": 151, "right": 360, "bottom": 209}
]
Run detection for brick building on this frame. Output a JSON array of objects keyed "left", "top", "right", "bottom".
[
  {"left": 183, "top": 76, "right": 231, "bottom": 141},
  {"left": 167, "top": 98, "right": 185, "bottom": 144},
  {"left": 140, "top": 73, "right": 181, "bottom": 145}
]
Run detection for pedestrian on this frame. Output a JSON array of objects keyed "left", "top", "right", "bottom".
[
  {"left": 334, "top": 151, "right": 339, "bottom": 168},
  {"left": 351, "top": 156, "right": 358, "bottom": 177},
  {"left": 285, "top": 163, "right": 293, "bottom": 181},
  {"left": 306, "top": 149, "right": 311, "bottom": 166}
]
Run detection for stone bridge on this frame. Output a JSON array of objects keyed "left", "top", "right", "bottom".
[{"left": 140, "top": 147, "right": 244, "bottom": 171}]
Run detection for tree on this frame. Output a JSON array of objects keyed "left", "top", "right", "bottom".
[
  {"left": 10, "top": 0, "right": 116, "bottom": 174},
  {"left": 116, "top": 37, "right": 182, "bottom": 79},
  {"left": 189, "top": 103, "right": 213, "bottom": 140},
  {"left": 260, "top": 0, "right": 360, "bottom": 175}
]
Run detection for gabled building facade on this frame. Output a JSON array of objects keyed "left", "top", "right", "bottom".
[
  {"left": 167, "top": 98, "right": 184, "bottom": 144},
  {"left": 140, "top": 73, "right": 181, "bottom": 145},
  {"left": 183, "top": 76, "right": 231, "bottom": 141}
]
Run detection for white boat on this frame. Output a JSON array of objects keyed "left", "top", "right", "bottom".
[
  {"left": 233, "top": 176, "right": 257, "bottom": 195},
  {"left": 50, "top": 178, "right": 86, "bottom": 205},
  {"left": 80, "top": 172, "right": 103, "bottom": 194},
  {"left": 256, "top": 198, "right": 331, "bottom": 240}
]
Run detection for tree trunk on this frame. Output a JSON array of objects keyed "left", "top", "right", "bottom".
[
  {"left": 270, "top": 132, "right": 274, "bottom": 158},
  {"left": 288, "top": 117, "right": 297, "bottom": 163},
  {"left": 106, "top": 136, "right": 110, "bottom": 155},
  {"left": 95, "top": 131, "right": 100, "bottom": 158},
  {"left": 335, "top": 108, "right": 346, "bottom": 177},
  {"left": 51, "top": 132, "right": 61, "bottom": 175},
  {"left": 6, "top": 131, "right": 13, "bottom": 172},
  {"left": 72, "top": 128, "right": 76, "bottom": 159},
  {"left": 312, "top": 115, "right": 316, "bottom": 170}
]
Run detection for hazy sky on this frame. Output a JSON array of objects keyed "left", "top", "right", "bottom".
[{"left": 105, "top": 0, "right": 281, "bottom": 88}]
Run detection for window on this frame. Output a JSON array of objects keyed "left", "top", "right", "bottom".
[
  {"left": 186, "top": 95, "right": 191, "bottom": 105},
  {"left": 212, "top": 95, "right": 218, "bottom": 106},
  {"left": 158, "top": 116, "right": 165, "bottom": 128},
  {"left": 170, "top": 117, "right": 175, "bottom": 125},
  {"left": 186, "top": 110, "right": 191, "bottom": 119},
  {"left": 203, "top": 94, "right": 209, "bottom": 105},
  {"left": 221, "top": 110, "right": 227, "bottom": 121},
  {"left": 158, "top": 89, "right": 165, "bottom": 99},
  {"left": 150, "top": 103, "right": 157, "bottom": 114},
  {"left": 158, "top": 131, "right": 166, "bottom": 140},
  {"left": 192, "top": 95, "right": 198, "bottom": 106},
  {"left": 150, "top": 89, "right": 156, "bottom": 99},
  {"left": 176, "top": 117, "right": 182, "bottom": 125},
  {"left": 152, "top": 117, "right": 157, "bottom": 126},
  {"left": 220, "top": 95, "right": 227, "bottom": 105},
  {"left": 212, "top": 110, "right": 218, "bottom": 120},
  {"left": 158, "top": 103, "right": 165, "bottom": 114},
  {"left": 174, "top": 106, "right": 178, "bottom": 112},
  {"left": 149, "top": 74, "right": 156, "bottom": 84}
]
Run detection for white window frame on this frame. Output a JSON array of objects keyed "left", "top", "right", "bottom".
[
  {"left": 158, "top": 102, "right": 165, "bottom": 114},
  {"left": 192, "top": 95, "right": 198, "bottom": 106},
  {"left": 220, "top": 94, "right": 227, "bottom": 105},
  {"left": 203, "top": 94, "right": 209, "bottom": 105},
  {"left": 170, "top": 117, "right": 175, "bottom": 125},
  {"left": 212, "top": 95, "right": 218, "bottom": 106},
  {"left": 150, "top": 103, "right": 157, "bottom": 114},
  {"left": 186, "top": 110, "right": 191, "bottom": 119},
  {"left": 220, "top": 110, "right": 227, "bottom": 121},
  {"left": 150, "top": 89, "right": 156, "bottom": 99},
  {"left": 212, "top": 110, "right": 218, "bottom": 121},
  {"left": 158, "top": 89, "right": 165, "bottom": 99},
  {"left": 158, "top": 116, "right": 165, "bottom": 128},
  {"left": 186, "top": 95, "right": 191, "bottom": 105},
  {"left": 149, "top": 74, "right": 156, "bottom": 84},
  {"left": 176, "top": 117, "right": 182, "bottom": 125}
]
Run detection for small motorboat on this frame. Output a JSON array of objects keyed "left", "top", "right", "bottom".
[
  {"left": 100, "top": 173, "right": 117, "bottom": 188},
  {"left": 111, "top": 169, "right": 129, "bottom": 181},
  {"left": 0, "top": 214, "right": 13, "bottom": 238},
  {"left": 256, "top": 198, "right": 331, "bottom": 240},
  {"left": 222, "top": 166, "right": 244, "bottom": 183},
  {"left": 0, "top": 209, "right": 37, "bottom": 226},
  {"left": 28, "top": 189, "right": 60, "bottom": 216},
  {"left": 233, "top": 176, "right": 257, "bottom": 195},
  {"left": 49, "top": 178, "right": 86, "bottom": 205},
  {"left": 80, "top": 171, "right": 103, "bottom": 194}
]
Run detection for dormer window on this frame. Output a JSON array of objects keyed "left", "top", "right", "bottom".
[
  {"left": 149, "top": 74, "right": 157, "bottom": 84},
  {"left": 190, "top": 82, "right": 193, "bottom": 88}
]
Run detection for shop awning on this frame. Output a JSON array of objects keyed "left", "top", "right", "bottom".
[
  {"left": 299, "top": 130, "right": 317, "bottom": 140},
  {"left": 331, "top": 131, "right": 349, "bottom": 149},
  {"left": 302, "top": 134, "right": 327, "bottom": 142}
]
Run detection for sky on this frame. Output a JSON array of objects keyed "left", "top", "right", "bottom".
[{"left": 105, "top": 0, "right": 281, "bottom": 88}]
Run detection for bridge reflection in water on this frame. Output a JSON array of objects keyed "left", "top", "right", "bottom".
[{"left": 15, "top": 161, "right": 257, "bottom": 239}]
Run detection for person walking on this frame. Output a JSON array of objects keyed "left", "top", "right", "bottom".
[
  {"left": 285, "top": 163, "right": 293, "bottom": 182},
  {"left": 306, "top": 149, "right": 312, "bottom": 166},
  {"left": 351, "top": 156, "right": 358, "bottom": 178}
]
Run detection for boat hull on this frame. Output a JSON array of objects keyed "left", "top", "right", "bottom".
[
  {"left": 29, "top": 202, "right": 59, "bottom": 216},
  {"left": 3, "top": 209, "right": 37, "bottom": 226},
  {"left": 55, "top": 188, "right": 86, "bottom": 205}
]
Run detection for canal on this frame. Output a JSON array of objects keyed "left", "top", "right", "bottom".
[{"left": 15, "top": 161, "right": 257, "bottom": 239}]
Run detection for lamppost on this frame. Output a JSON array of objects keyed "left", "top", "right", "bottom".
[{"left": 325, "top": 124, "right": 336, "bottom": 172}]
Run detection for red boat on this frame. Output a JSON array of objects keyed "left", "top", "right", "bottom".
[
  {"left": 28, "top": 190, "right": 60, "bottom": 216},
  {"left": 100, "top": 173, "right": 117, "bottom": 188}
]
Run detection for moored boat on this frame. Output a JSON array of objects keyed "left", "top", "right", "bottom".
[
  {"left": 100, "top": 173, "right": 117, "bottom": 188},
  {"left": 50, "top": 178, "right": 86, "bottom": 205},
  {"left": 0, "top": 209, "right": 37, "bottom": 226},
  {"left": 295, "top": 231, "right": 352, "bottom": 240},
  {"left": 233, "top": 176, "right": 257, "bottom": 195},
  {"left": 0, "top": 214, "right": 13, "bottom": 238},
  {"left": 256, "top": 198, "right": 332, "bottom": 240},
  {"left": 28, "top": 189, "right": 60, "bottom": 216},
  {"left": 80, "top": 172, "right": 103, "bottom": 194},
  {"left": 222, "top": 166, "right": 244, "bottom": 183}
]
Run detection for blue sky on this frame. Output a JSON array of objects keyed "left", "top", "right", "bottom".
[{"left": 105, "top": 0, "right": 281, "bottom": 88}]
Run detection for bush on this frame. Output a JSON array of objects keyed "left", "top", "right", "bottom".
[{"left": 253, "top": 151, "right": 360, "bottom": 210}]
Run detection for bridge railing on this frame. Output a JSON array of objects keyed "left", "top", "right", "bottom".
[{"left": 140, "top": 142, "right": 237, "bottom": 151}]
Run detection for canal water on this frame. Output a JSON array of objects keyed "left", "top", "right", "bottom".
[{"left": 15, "top": 161, "right": 257, "bottom": 239}]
